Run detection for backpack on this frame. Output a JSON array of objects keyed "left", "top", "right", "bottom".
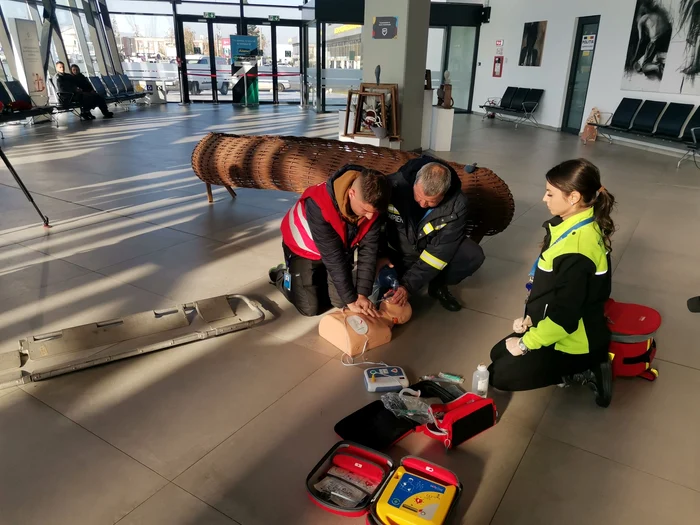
[{"left": 605, "top": 299, "right": 662, "bottom": 381}]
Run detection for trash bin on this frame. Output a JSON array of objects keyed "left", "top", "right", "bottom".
[{"left": 140, "top": 81, "right": 166, "bottom": 104}]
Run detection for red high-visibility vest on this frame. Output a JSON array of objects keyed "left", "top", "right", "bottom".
[{"left": 280, "top": 182, "right": 377, "bottom": 260}]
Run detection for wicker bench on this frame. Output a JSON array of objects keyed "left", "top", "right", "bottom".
[{"left": 191, "top": 133, "right": 515, "bottom": 242}]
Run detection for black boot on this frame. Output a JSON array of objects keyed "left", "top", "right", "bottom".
[
  {"left": 428, "top": 283, "right": 462, "bottom": 311},
  {"left": 268, "top": 264, "right": 285, "bottom": 285},
  {"left": 591, "top": 360, "right": 613, "bottom": 408}
]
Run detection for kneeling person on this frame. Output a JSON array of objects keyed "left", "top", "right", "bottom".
[
  {"left": 271, "top": 166, "right": 390, "bottom": 317},
  {"left": 381, "top": 157, "right": 485, "bottom": 311}
]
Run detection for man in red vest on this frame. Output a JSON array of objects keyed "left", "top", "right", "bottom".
[{"left": 270, "top": 165, "right": 391, "bottom": 317}]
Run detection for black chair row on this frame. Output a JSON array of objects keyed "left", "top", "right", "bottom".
[
  {"left": 479, "top": 86, "right": 545, "bottom": 128},
  {"left": 48, "top": 73, "right": 147, "bottom": 115},
  {"left": 593, "top": 98, "right": 700, "bottom": 168},
  {"left": 96, "top": 74, "right": 147, "bottom": 104},
  {"left": 0, "top": 80, "right": 54, "bottom": 138}
]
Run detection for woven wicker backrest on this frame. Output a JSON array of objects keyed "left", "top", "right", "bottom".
[{"left": 191, "top": 133, "right": 515, "bottom": 239}]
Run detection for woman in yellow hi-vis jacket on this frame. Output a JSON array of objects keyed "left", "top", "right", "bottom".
[{"left": 488, "top": 158, "right": 616, "bottom": 407}]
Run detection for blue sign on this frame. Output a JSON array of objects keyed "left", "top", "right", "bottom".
[{"left": 230, "top": 35, "right": 259, "bottom": 58}]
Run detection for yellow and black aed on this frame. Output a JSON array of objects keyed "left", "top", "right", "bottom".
[{"left": 375, "top": 467, "right": 456, "bottom": 525}]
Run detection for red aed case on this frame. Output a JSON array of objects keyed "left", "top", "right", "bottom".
[
  {"left": 306, "top": 441, "right": 463, "bottom": 523},
  {"left": 605, "top": 299, "right": 662, "bottom": 381}
]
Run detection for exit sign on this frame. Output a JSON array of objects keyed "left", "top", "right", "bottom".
[
  {"left": 203, "top": 12, "right": 215, "bottom": 19},
  {"left": 268, "top": 15, "right": 280, "bottom": 21}
]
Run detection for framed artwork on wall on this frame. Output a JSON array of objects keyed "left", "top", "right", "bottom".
[
  {"left": 621, "top": 0, "right": 700, "bottom": 95},
  {"left": 519, "top": 21, "right": 547, "bottom": 67}
]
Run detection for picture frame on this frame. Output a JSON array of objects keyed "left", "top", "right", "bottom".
[
  {"left": 352, "top": 91, "right": 387, "bottom": 137},
  {"left": 359, "top": 83, "right": 399, "bottom": 138}
]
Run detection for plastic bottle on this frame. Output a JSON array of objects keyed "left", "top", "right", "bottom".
[{"left": 471, "top": 364, "right": 489, "bottom": 398}]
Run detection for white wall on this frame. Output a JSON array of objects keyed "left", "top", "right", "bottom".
[{"left": 473, "top": 0, "right": 700, "bottom": 131}]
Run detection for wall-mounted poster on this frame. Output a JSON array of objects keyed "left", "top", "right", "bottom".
[
  {"left": 622, "top": 0, "right": 700, "bottom": 95},
  {"left": 519, "top": 21, "right": 547, "bottom": 67}
]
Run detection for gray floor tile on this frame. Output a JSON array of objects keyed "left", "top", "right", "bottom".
[
  {"left": 0, "top": 389, "right": 166, "bottom": 525},
  {"left": 0, "top": 243, "right": 90, "bottom": 301},
  {"left": 23, "top": 329, "right": 331, "bottom": 480},
  {"left": 537, "top": 360, "right": 700, "bottom": 491},
  {"left": 491, "top": 434, "right": 700, "bottom": 525},
  {"left": 116, "top": 484, "right": 238, "bottom": 525}
]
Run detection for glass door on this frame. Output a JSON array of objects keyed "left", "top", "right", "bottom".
[
  {"left": 306, "top": 22, "right": 319, "bottom": 111},
  {"left": 177, "top": 16, "right": 304, "bottom": 105},
  {"left": 275, "top": 24, "right": 302, "bottom": 104},
  {"left": 211, "top": 19, "right": 239, "bottom": 103},
  {"left": 446, "top": 26, "right": 477, "bottom": 113},
  {"left": 181, "top": 20, "right": 214, "bottom": 102},
  {"left": 562, "top": 16, "right": 601, "bottom": 134}
]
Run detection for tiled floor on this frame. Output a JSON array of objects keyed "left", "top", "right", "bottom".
[{"left": 0, "top": 104, "right": 698, "bottom": 525}]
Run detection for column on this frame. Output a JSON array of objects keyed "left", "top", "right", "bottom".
[{"left": 361, "top": 0, "right": 431, "bottom": 151}]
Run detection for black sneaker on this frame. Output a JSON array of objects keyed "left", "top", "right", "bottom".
[
  {"left": 268, "top": 264, "right": 285, "bottom": 285},
  {"left": 591, "top": 360, "right": 613, "bottom": 408},
  {"left": 562, "top": 362, "right": 612, "bottom": 407},
  {"left": 428, "top": 284, "right": 462, "bottom": 312},
  {"left": 103, "top": 112, "right": 114, "bottom": 119}
]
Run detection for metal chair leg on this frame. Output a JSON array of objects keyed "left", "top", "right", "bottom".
[{"left": 677, "top": 149, "right": 692, "bottom": 169}]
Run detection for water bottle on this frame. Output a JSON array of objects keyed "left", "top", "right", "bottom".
[
  {"left": 471, "top": 364, "right": 489, "bottom": 398},
  {"left": 377, "top": 265, "right": 400, "bottom": 292}
]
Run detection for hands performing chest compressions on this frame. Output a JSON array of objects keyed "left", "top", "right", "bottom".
[{"left": 270, "top": 156, "right": 485, "bottom": 318}]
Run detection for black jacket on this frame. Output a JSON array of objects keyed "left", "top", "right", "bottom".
[
  {"left": 55, "top": 72, "right": 79, "bottom": 94},
  {"left": 383, "top": 156, "right": 468, "bottom": 294},
  {"left": 522, "top": 209, "right": 611, "bottom": 357},
  {"left": 74, "top": 73, "right": 94, "bottom": 92},
  {"left": 305, "top": 165, "right": 381, "bottom": 305}
]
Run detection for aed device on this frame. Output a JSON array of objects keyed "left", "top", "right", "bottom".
[
  {"left": 364, "top": 366, "right": 410, "bottom": 392},
  {"left": 375, "top": 467, "right": 457, "bottom": 525},
  {"left": 306, "top": 442, "right": 462, "bottom": 525}
]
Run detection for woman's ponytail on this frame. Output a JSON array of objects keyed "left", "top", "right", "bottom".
[
  {"left": 593, "top": 186, "right": 616, "bottom": 253},
  {"left": 546, "top": 159, "right": 616, "bottom": 253}
]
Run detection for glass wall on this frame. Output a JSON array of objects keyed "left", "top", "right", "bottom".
[
  {"left": 306, "top": 22, "right": 317, "bottom": 110},
  {"left": 446, "top": 26, "right": 477, "bottom": 112},
  {"left": 426, "top": 27, "right": 446, "bottom": 105},
  {"left": 323, "top": 23, "right": 362, "bottom": 108}
]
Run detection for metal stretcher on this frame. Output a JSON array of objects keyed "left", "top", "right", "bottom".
[{"left": 0, "top": 294, "right": 265, "bottom": 390}]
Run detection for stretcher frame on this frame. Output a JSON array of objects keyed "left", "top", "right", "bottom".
[{"left": 0, "top": 294, "right": 265, "bottom": 390}]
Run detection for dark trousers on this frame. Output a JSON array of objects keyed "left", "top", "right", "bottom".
[
  {"left": 77, "top": 92, "right": 110, "bottom": 115},
  {"left": 276, "top": 243, "right": 345, "bottom": 317},
  {"left": 389, "top": 236, "right": 485, "bottom": 289},
  {"left": 488, "top": 334, "right": 598, "bottom": 391}
]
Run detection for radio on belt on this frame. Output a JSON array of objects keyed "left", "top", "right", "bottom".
[{"left": 364, "top": 366, "right": 409, "bottom": 392}]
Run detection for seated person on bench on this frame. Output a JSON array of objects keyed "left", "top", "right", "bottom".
[
  {"left": 488, "top": 159, "right": 615, "bottom": 407},
  {"left": 269, "top": 166, "right": 390, "bottom": 318},
  {"left": 70, "top": 64, "right": 95, "bottom": 93},
  {"left": 55, "top": 61, "right": 113, "bottom": 120},
  {"left": 378, "top": 158, "right": 485, "bottom": 312}
]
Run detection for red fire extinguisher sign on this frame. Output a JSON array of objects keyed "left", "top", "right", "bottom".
[{"left": 493, "top": 56, "right": 503, "bottom": 78}]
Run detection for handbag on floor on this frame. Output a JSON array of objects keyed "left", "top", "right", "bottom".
[{"left": 605, "top": 299, "right": 662, "bottom": 381}]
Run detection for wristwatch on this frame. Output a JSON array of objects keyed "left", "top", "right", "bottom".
[{"left": 518, "top": 338, "right": 530, "bottom": 355}]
